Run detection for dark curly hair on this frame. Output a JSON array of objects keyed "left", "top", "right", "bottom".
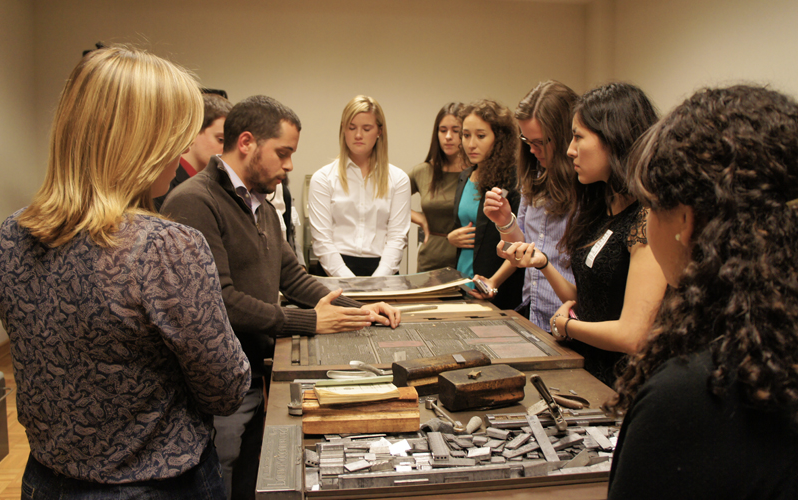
[
  {"left": 561, "top": 82, "right": 658, "bottom": 256},
  {"left": 458, "top": 99, "right": 519, "bottom": 194},
  {"left": 609, "top": 85, "right": 798, "bottom": 425}
]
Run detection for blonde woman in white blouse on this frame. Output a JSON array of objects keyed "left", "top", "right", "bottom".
[{"left": 309, "top": 95, "right": 411, "bottom": 277}]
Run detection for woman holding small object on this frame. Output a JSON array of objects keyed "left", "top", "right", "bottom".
[
  {"left": 504, "top": 83, "right": 667, "bottom": 384},
  {"left": 409, "top": 102, "right": 466, "bottom": 271},
  {"left": 483, "top": 81, "right": 578, "bottom": 331},
  {"left": 607, "top": 85, "right": 798, "bottom": 499},
  {"left": 309, "top": 95, "right": 411, "bottom": 277},
  {"left": 448, "top": 99, "right": 524, "bottom": 311}
]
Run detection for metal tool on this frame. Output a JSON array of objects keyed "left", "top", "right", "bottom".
[
  {"left": 287, "top": 382, "right": 303, "bottom": 416},
  {"left": 349, "top": 360, "right": 392, "bottom": 376},
  {"left": 530, "top": 374, "right": 567, "bottom": 432},
  {"left": 425, "top": 398, "right": 465, "bottom": 433},
  {"left": 325, "top": 370, "right": 377, "bottom": 379},
  {"left": 325, "top": 360, "right": 392, "bottom": 379}
]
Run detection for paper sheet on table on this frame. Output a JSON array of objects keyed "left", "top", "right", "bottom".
[{"left": 400, "top": 303, "right": 494, "bottom": 314}]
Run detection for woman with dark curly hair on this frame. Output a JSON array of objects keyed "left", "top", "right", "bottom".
[
  {"left": 606, "top": 85, "right": 798, "bottom": 499},
  {"left": 509, "top": 83, "right": 667, "bottom": 384},
  {"left": 448, "top": 99, "right": 525, "bottom": 310}
]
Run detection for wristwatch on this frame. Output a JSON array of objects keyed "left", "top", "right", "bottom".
[{"left": 551, "top": 313, "right": 567, "bottom": 340}]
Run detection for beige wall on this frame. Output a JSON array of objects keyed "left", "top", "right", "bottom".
[
  {"left": 1, "top": 0, "right": 37, "bottom": 220},
  {"left": 614, "top": 0, "right": 798, "bottom": 113},
  {"left": 28, "top": 0, "right": 587, "bottom": 202},
  {"left": 24, "top": 0, "right": 587, "bottom": 271},
  {"left": 0, "top": 0, "right": 37, "bottom": 344}
]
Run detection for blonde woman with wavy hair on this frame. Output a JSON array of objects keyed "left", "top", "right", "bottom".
[
  {"left": 0, "top": 45, "right": 250, "bottom": 499},
  {"left": 309, "top": 95, "right": 411, "bottom": 276}
]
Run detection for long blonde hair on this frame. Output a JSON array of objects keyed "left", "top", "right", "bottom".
[
  {"left": 18, "top": 45, "right": 203, "bottom": 247},
  {"left": 337, "top": 95, "right": 390, "bottom": 198}
]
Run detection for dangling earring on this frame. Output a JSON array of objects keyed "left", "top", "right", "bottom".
[{"left": 675, "top": 234, "right": 681, "bottom": 242}]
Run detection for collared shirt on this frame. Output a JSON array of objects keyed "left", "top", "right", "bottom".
[
  {"left": 308, "top": 158, "right": 411, "bottom": 277},
  {"left": 220, "top": 156, "right": 266, "bottom": 221},
  {"left": 518, "top": 195, "right": 574, "bottom": 331}
]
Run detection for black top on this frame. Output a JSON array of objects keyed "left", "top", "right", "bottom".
[
  {"left": 569, "top": 201, "right": 647, "bottom": 384},
  {"left": 609, "top": 350, "right": 798, "bottom": 499},
  {"left": 452, "top": 166, "right": 525, "bottom": 311},
  {"left": 153, "top": 164, "right": 192, "bottom": 211}
]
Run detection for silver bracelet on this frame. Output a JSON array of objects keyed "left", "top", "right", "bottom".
[
  {"left": 496, "top": 213, "right": 516, "bottom": 233},
  {"left": 551, "top": 313, "right": 567, "bottom": 340}
]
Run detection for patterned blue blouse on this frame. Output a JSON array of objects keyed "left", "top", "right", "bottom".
[{"left": 0, "top": 211, "right": 251, "bottom": 483}]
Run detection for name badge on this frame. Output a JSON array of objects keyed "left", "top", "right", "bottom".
[{"left": 585, "top": 230, "right": 613, "bottom": 268}]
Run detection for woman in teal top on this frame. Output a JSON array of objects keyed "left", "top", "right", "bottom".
[{"left": 449, "top": 99, "right": 524, "bottom": 311}]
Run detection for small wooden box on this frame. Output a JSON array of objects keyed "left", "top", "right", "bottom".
[
  {"left": 392, "top": 350, "right": 491, "bottom": 396},
  {"left": 438, "top": 364, "right": 525, "bottom": 411},
  {"left": 301, "top": 386, "right": 419, "bottom": 435}
]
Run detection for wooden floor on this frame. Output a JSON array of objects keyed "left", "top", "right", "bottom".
[{"left": 0, "top": 342, "right": 28, "bottom": 500}]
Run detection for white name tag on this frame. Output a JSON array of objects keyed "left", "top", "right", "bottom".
[{"left": 585, "top": 229, "right": 613, "bottom": 268}]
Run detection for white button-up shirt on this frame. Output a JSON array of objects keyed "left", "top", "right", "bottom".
[{"left": 308, "top": 158, "right": 411, "bottom": 277}]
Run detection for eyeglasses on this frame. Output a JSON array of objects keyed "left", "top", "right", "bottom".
[{"left": 519, "top": 134, "right": 550, "bottom": 150}]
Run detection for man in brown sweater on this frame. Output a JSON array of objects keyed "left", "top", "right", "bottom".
[{"left": 161, "top": 95, "right": 400, "bottom": 500}]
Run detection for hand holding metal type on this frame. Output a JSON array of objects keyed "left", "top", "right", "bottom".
[{"left": 530, "top": 374, "right": 567, "bottom": 432}]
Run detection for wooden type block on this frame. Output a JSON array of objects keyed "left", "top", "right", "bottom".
[
  {"left": 438, "top": 364, "right": 525, "bottom": 411},
  {"left": 301, "top": 387, "right": 419, "bottom": 435},
  {"left": 392, "top": 350, "right": 491, "bottom": 395}
]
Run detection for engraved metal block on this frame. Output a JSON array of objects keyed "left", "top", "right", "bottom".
[
  {"left": 526, "top": 415, "right": 560, "bottom": 462},
  {"left": 487, "top": 427, "right": 510, "bottom": 440},
  {"left": 562, "top": 449, "right": 590, "bottom": 469},
  {"left": 502, "top": 441, "right": 541, "bottom": 459},
  {"left": 338, "top": 463, "right": 514, "bottom": 489},
  {"left": 472, "top": 435, "right": 489, "bottom": 447},
  {"left": 304, "top": 449, "right": 319, "bottom": 467},
  {"left": 523, "top": 460, "right": 566, "bottom": 477},
  {"left": 552, "top": 434, "right": 584, "bottom": 451},
  {"left": 467, "top": 447, "right": 491, "bottom": 459},
  {"left": 429, "top": 457, "right": 477, "bottom": 468},
  {"left": 345, "top": 460, "right": 372, "bottom": 472},
  {"left": 585, "top": 426, "right": 614, "bottom": 451},
  {"left": 256, "top": 425, "right": 303, "bottom": 500},
  {"left": 427, "top": 432, "right": 450, "bottom": 462},
  {"left": 505, "top": 433, "right": 531, "bottom": 450}
]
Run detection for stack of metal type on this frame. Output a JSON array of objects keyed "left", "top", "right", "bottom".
[{"left": 303, "top": 416, "right": 618, "bottom": 490}]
